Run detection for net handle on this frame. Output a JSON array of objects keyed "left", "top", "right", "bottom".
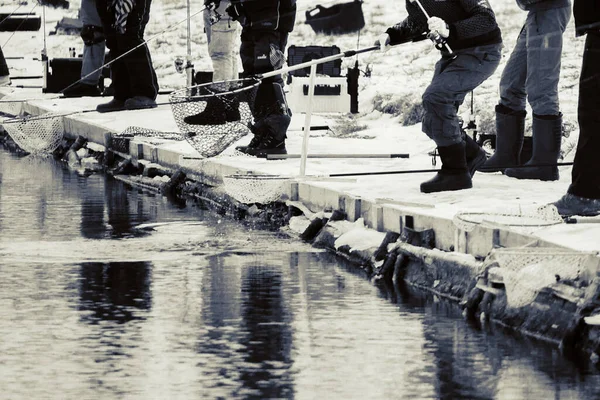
[{"left": 259, "top": 45, "right": 379, "bottom": 80}]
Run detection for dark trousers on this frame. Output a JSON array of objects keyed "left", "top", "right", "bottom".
[
  {"left": 422, "top": 43, "right": 502, "bottom": 147},
  {"left": 569, "top": 33, "right": 600, "bottom": 199},
  {"left": 240, "top": 29, "right": 288, "bottom": 118},
  {"left": 0, "top": 46, "right": 8, "bottom": 77},
  {"left": 96, "top": 0, "right": 158, "bottom": 101}
]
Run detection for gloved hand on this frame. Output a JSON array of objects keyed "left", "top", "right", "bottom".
[
  {"left": 427, "top": 17, "right": 449, "bottom": 38},
  {"left": 204, "top": 0, "right": 220, "bottom": 11},
  {"left": 225, "top": 3, "right": 243, "bottom": 21},
  {"left": 375, "top": 33, "right": 391, "bottom": 52}
]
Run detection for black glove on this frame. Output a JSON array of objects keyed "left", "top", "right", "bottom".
[
  {"left": 225, "top": 3, "right": 243, "bottom": 21},
  {"left": 204, "top": 0, "right": 220, "bottom": 10}
]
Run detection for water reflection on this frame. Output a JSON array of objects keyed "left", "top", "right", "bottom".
[
  {"left": 239, "top": 264, "right": 293, "bottom": 398},
  {"left": 78, "top": 262, "right": 152, "bottom": 324}
]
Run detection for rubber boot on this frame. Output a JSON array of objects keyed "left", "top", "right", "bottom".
[
  {"left": 184, "top": 93, "right": 240, "bottom": 125},
  {"left": 479, "top": 105, "right": 526, "bottom": 173},
  {"left": 505, "top": 113, "right": 562, "bottom": 181},
  {"left": 420, "top": 142, "right": 472, "bottom": 193},
  {"left": 464, "top": 132, "right": 487, "bottom": 177}
]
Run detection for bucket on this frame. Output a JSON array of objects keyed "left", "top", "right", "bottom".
[{"left": 305, "top": 0, "right": 365, "bottom": 35}]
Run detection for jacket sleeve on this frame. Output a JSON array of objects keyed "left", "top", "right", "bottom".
[
  {"left": 449, "top": 0, "right": 499, "bottom": 40},
  {"left": 386, "top": 17, "right": 425, "bottom": 45},
  {"left": 574, "top": 0, "right": 600, "bottom": 36}
]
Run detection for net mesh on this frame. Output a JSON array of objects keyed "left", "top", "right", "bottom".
[
  {"left": 491, "top": 247, "right": 593, "bottom": 308},
  {"left": 169, "top": 78, "right": 259, "bottom": 158},
  {"left": 2, "top": 113, "right": 64, "bottom": 155},
  {"left": 222, "top": 174, "right": 290, "bottom": 204},
  {"left": 453, "top": 204, "right": 564, "bottom": 233},
  {"left": 0, "top": 93, "right": 27, "bottom": 116}
]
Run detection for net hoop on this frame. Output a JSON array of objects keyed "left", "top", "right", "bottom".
[
  {"left": 169, "top": 78, "right": 261, "bottom": 158},
  {"left": 453, "top": 204, "right": 564, "bottom": 232},
  {"left": 2, "top": 112, "right": 66, "bottom": 155},
  {"left": 222, "top": 173, "right": 290, "bottom": 204}
]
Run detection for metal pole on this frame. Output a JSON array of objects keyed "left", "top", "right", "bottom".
[
  {"left": 300, "top": 64, "right": 317, "bottom": 176},
  {"left": 185, "top": 0, "right": 194, "bottom": 88},
  {"left": 260, "top": 45, "right": 379, "bottom": 80}
]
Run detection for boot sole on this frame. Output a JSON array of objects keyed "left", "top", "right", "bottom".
[{"left": 420, "top": 182, "right": 473, "bottom": 193}]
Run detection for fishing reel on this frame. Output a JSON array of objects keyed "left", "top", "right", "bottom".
[
  {"left": 205, "top": 1, "right": 222, "bottom": 25},
  {"left": 208, "top": 9, "right": 222, "bottom": 25},
  {"left": 427, "top": 31, "right": 448, "bottom": 51}
]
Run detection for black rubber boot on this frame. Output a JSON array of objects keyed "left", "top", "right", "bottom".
[
  {"left": 421, "top": 142, "right": 472, "bottom": 193},
  {"left": 479, "top": 105, "right": 526, "bottom": 173},
  {"left": 505, "top": 113, "right": 562, "bottom": 181},
  {"left": 238, "top": 114, "right": 290, "bottom": 158},
  {"left": 184, "top": 94, "right": 240, "bottom": 125},
  {"left": 464, "top": 132, "right": 487, "bottom": 177}
]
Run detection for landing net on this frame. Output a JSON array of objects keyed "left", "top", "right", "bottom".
[
  {"left": 169, "top": 78, "right": 259, "bottom": 158},
  {"left": 490, "top": 247, "right": 595, "bottom": 308},
  {"left": 2, "top": 112, "right": 64, "bottom": 155},
  {"left": 453, "top": 204, "right": 564, "bottom": 233},
  {"left": 222, "top": 173, "right": 290, "bottom": 204}
]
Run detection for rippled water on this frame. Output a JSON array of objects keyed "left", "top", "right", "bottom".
[{"left": 1, "top": 149, "right": 599, "bottom": 400}]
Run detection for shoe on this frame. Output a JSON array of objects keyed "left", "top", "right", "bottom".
[
  {"left": 237, "top": 114, "right": 290, "bottom": 158},
  {"left": 124, "top": 96, "right": 157, "bottom": 110},
  {"left": 62, "top": 82, "right": 102, "bottom": 98},
  {"left": 0, "top": 75, "right": 10, "bottom": 87},
  {"left": 235, "top": 129, "right": 263, "bottom": 153},
  {"left": 552, "top": 193, "right": 600, "bottom": 217},
  {"left": 96, "top": 98, "right": 126, "bottom": 113}
]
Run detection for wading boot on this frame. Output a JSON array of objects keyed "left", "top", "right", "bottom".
[
  {"left": 464, "top": 132, "right": 487, "bottom": 177},
  {"left": 479, "top": 105, "right": 526, "bottom": 173},
  {"left": 505, "top": 113, "right": 562, "bottom": 181},
  {"left": 421, "top": 141, "right": 472, "bottom": 193},
  {"left": 184, "top": 93, "right": 240, "bottom": 125}
]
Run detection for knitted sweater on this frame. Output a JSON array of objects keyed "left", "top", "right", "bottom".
[{"left": 386, "top": 0, "right": 502, "bottom": 51}]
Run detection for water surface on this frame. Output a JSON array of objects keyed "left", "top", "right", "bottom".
[{"left": 0, "top": 149, "right": 598, "bottom": 399}]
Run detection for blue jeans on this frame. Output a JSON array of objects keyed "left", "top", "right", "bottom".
[
  {"left": 203, "top": 1, "right": 240, "bottom": 82},
  {"left": 422, "top": 43, "right": 502, "bottom": 147},
  {"left": 80, "top": 0, "right": 105, "bottom": 85},
  {"left": 499, "top": 6, "right": 571, "bottom": 115}
]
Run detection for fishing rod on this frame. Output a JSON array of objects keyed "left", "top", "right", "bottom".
[{"left": 326, "top": 161, "right": 575, "bottom": 177}]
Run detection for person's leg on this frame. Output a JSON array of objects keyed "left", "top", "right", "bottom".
[
  {"left": 184, "top": 7, "right": 240, "bottom": 125},
  {"left": 420, "top": 45, "right": 501, "bottom": 193},
  {"left": 569, "top": 33, "right": 600, "bottom": 199},
  {"left": 505, "top": 6, "right": 571, "bottom": 180},
  {"left": 119, "top": 0, "right": 158, "bottom": 107},
  {"left": 206, "top": 1, "right": 239, "bottom": 82},
  {"left": 479, "top": 24, "right": 529, "bottom": 172},
  {"left": 80, "top": 0, "right": 105, "bottom": 86},
  {"left": 0, "top": 45, "right": 10, "bottom": 85},
  {"left": 95, "top": 0, "right": 128, "bottom": 111},
  {"left": 553, "top": 34, "right": 600, "bottom": 216},
  {"left": 239, "top": 31, "right": 290, "bottom": 157}
]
